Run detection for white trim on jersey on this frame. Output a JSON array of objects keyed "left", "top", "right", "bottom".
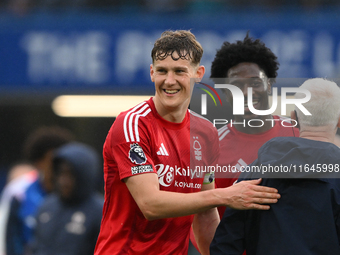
[
  {"left": 218, "top": 125, "right": 230, "bottom": 141},
  {"left": 123, "top": 102, "right": 146, "bottom": 142},
  {"left": 123, "top": 102, "right": 151, "bottom": 142},
  {"left": 133, "top": 107, "right": 151, "bottom": 142},
  {"left": 218, "top": 125, "right": 228, "bottom": 136},
  {"left": 279, "top": 115, "right": 291, "bottom": 122}
]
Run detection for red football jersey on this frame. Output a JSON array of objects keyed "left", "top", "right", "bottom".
[
  {"left": 94, "top": 98, "right": 219, "bottom": 255},
  {"left": 216, "top": 115, "right": 299, "bottom": 218}
]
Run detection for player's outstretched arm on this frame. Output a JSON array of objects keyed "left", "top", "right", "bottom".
[
  {"left": 125, "top": 174, "right": 280, "bottom": 221},
  {"left": 217, "top": 178, "right": 280, "bottom": 210},
  {"left": 125, "top": 172, "right": 213, "bottom": 220}
]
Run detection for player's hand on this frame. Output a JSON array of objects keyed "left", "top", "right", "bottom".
[{"left": 223, "top": 178, "right": 280, "bottom": 210}]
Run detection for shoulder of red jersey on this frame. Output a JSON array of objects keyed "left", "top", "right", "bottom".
[
  {"left": 273, "top": 115, "right": 299, "bottom": 135},
  {"left": 111, "top": 100, "right": 153, "bottom": 143},
  {"left": 189, "top": 110, "right": 216, "bottom": 129},
  {"left": 217, "top": 124, "right": 231, "bottom": 141},
  {"left": 274, "top": 115, "right": 291, "bottom": 122},
  {"left": 274, "top": 115, "right": 298, "bottom": 127}
]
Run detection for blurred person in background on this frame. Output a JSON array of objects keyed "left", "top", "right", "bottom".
[
  {"left": 94, "top": 30, "right": 280, "bottom": 255},
  {"left": 28, "top": 142, "right": 103, "bottom": 255},
  {"left": 5, "top": 126, "right": 74, "bottom": 255},
  {"left": 0, "top": 163, "right": 37, "bottom": 255},
  {"left": 210, "top": 78, "right": 340, "bottom": 254},
  {"left": 210, "top": 33, "right": 299, "bottom": 219},
  {"left": 4, "top": 164, "right": 36, "bottom": 184}
]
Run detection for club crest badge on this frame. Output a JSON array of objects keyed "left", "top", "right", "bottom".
[
  {"left": 129, "top": 143, "right": 147, "bottom": 165},
  {"left": 193, "top": 136, "right": 202, "bottom": 161}
]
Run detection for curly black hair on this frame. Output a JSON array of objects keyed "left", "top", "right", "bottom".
[
  {"left": 210, "top": 33, "right": 279, "bottom": 79},
  {"left": 23, "top": 126, "right": 74, "bottom": 163}
]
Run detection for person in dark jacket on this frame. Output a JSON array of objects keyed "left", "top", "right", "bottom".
[
  {"left": 6, "top": 126, "right": 74, "bottom": 255},
  {"left": 29, "top": 142, "right": 104, "bottom": 255},
  {"left": 210, "top": 78, "right": 340, "bottom": 255}
]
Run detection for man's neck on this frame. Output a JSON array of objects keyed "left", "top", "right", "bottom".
[
  {"left": 299, "top": 125, "right": 337, "bottom": 143},
  {"left": 153, "top": 98, "right": 188, "bottom": 123},
  {"left": 161, "top": 110, "right": 187, "bottom": 123}
]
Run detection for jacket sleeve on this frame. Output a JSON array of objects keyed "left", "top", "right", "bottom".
[
  {"left": 210, "top": 207, "right": 246, "bottom": 255},
  {"left": 6, "top": 197, "right": 25, "bottom": 255},
  {"left": 83, "top": 197, "right": 104, "bottom": 255},
  {"left": 332, "top": 186, "right": 340, "bottom": 246}
]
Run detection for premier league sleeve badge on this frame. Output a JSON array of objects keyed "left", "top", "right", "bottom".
[{"left": 128, "top": 143, "right": 147, "bottom": 165}]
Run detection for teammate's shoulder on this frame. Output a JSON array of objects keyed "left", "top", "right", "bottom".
[
  {"left": 189, "top": 110, "right": 216, "bottom": 130},
  {"left": 274, "top": 115, "right": 292, "bottom": 122},
  {"left": 217, "top": 124, "right": 232, "bottom": 141},
  {"left": 272, "top": 115, "right": 299, "bottom": 136},
  {"left": 189, "top": 110, "right": 214, "bottom": 126},
  {"left": 274, "top": 115, "right": 298, "bottom": 128}
]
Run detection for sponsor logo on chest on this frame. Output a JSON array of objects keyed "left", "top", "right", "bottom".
[{"left": 155, "top": 164, "right": 203, "bottom": 188}]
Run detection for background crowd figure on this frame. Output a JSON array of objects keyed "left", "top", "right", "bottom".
[{"left": 0, "top": 126, "right": 104, "bottom": 255}]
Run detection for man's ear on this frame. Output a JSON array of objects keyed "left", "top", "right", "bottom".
[
  {"left": 195, "top": 65, "right": 205, "bottom": 82},
  {"left": 267, "top": 80, "right": 272, "bottom": 95},
  {"left": 150, "top": 64, "right": 154, "bottom": 82},
  {"left": 337, "top": 116, "right": 340, "bottom": 128},
  {"left": 291, "top": 110, "right": 300, "bottom": 129}
]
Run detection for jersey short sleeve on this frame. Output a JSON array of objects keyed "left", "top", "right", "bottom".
[{"left": 103, "top": 101, "right": 157, "bottom": 180}]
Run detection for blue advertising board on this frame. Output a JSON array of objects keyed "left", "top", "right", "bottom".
[{"left": 0, "top": 11, "right": 340, "bottom": 95}]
